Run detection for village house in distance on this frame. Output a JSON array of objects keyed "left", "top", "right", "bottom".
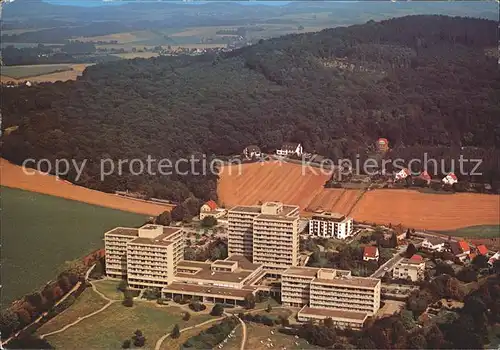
[
  {"left": 276, "top": 142, "right": 303, "bottom": 157},
  {"left": 242, "top": 145, "right": 261, "bottom": 160},
  {"left": 198, "top": 200, "right": 227, "bottom": 220}
]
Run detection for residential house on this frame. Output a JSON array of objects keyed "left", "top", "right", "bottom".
[
  {"left": 243, "top": 145, "right": 261, "bottom": 160},
  {"left": 488, "top": 251, "right": 500, "bottom": 266},
  {"left": 393, "top": 254, "right": 425, "bottom": 281},
  {"left": 476, "top": 245, "right": 488, "bottom": 256},
  {"left": 421, "top": 237, "right": 446, "bottom": 252},
  {"left": 442, "top": 172, "right": 458, "bottom": 185},
  {"left": 276, "top": 142, "right": 303, "bottom": 157},
  {"left": 363, "top": 246, "right": 379, "bottom": 262},
  {"left": 450, "top": 240, "right": 471, "bottom": 262},
  {"left": 377, "top": 138, "right": 389, "bottom": 152},
  {"left": 419, "top": 171, "right": 432, "bottom": 185},
  {"left": 395, "top": 168, "right": 411, "bottom": 182},
  {"left": 199, "top": 200, "right": 227, "bottom": 220}
]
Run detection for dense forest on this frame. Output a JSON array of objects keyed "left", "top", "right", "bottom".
[{"left": 2, "top": 15, "right": 499, "bottom": 203}]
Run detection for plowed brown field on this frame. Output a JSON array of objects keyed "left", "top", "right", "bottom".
[
  {"left": 306, "top": 189, "right": 345, "bottom": 212},
  {"left": 1, "top": 159, "right": 172, "bottom": 216},
  {"left": 351, "top": 189, "right": 500, "bottom": 230},
  {"left": 218, "top": 161, "right": 330, "bottom": 209},
  {"left": 218, "top": 161, "right": 500, "bottom": 230}
]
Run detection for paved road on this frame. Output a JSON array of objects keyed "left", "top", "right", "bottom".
[
  {"left": 371, "top": 254, "right": 404, "bottom": 278},
  {"left": 371, "top": 242, "right": 423, "bottom": 278}
]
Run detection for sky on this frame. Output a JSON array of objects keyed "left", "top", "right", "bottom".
[{"left": 42, "top": 0, "right": 293, "bottom": 7}]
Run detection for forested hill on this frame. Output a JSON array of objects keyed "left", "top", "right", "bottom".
[{"left": 2, "top": 15, "right": 499, "bottom": 204}]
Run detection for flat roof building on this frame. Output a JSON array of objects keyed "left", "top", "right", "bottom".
[
  {"left": 228, "top": 202, "right": 300, "bottom": 269},
  {"left": 104, "top": 227, "right": 140, "bottom": 278},
  {"left": 105, "top": 224, "right": 185, "bottom": 288},
  {"left": 162, "top": 255, "right": 267, "bottom": 306},
  {"left": 282, "top": 266, "right": 381, "bottom": 329},
  {"left": 309, "top": 211, "right": 353, "bottom": 240}
]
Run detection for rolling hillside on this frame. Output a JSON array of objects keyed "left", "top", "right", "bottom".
[{"left": 2, "top": 15, "right": 499, "bottom": 204}]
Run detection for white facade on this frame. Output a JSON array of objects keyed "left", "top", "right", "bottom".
[
  {"left": 104, "top": 224, "right": 185, "bottom": 288},
  {"left": 421, "top": 238, "right": 445, "bottom": 252},
  {"left": 308, "top": 212, "right": 353, "bottom": 239},
  {"left": 276, "top": 143, "right": 303, "bottom": 157},
  {"left": 395, "top": 168, "right": 410, "bottom": 181},
  {"left": 363, "top": 247, "right": 379, "bottom": 262},
  {"left": 243, "top": 146, "right": 261, "bottom": 160},
  {"left": 442, "top": 173, "right": 458, "bottom": 185}
]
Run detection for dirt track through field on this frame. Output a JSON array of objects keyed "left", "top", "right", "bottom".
[
  {"left": 1, "top": 159, "right": 172, "bottom": 216},
  {"left": 218, "top": 161, "right": 500, "bottom": 230}
]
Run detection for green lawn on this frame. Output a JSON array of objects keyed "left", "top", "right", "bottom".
[
  {"left": 1, "top": 187, "right": 147, "bottom": 306},
  {"left": 1, "top": 64, "right": 73, "bottom": 79},
  {"left": 92, "top": 279, "right": 125, "bottom": 301},
  {"left": 36, "top": 288, "right": 109, "bottom": 335},
  {"left": 246, "top": 323, "right": 320, "bottom": 350},
  {"left": 44, "top": 302, "right": 211, "bottom": 349},
  {"left": 441, "top": 225, "right": 500, "bottom": 238}
]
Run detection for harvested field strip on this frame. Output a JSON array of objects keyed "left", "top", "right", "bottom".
[
  {"left": 1, "top": 64, "right": 93, "bottom": 83},
  {"left": 0, "top": 158, "right": 172, "bottom": 216},
  {"left": 345, "top": 190, "right": 367, "bottom": 215},
  {"left": 351, "top": 189, "right": 500, "bottom": 231},
  {"left": 332, "top": 189, "right": 363, "bottom": 214},
  {"left": 1, "top": 64, "right": 72, "bottom": 79},
  {"left": 218, "top": 161, "right": 330, "bottom": 209},
  {"left": 306, "top": 189, "right": 345, "bottom": 212}
]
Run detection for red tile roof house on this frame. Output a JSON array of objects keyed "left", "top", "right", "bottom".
[
  {"left": 395, "top": 168, "right": 411, "bottom": 181},
  {"left": 410, "top": 254, "right": 423, "bottom": 262},
  {"left": 442, "top": 172, "right": 458, "bottom": 185},
  {"left": 199, "top": 200, "right": 227, "bottom": 220},
  {"left": 363, "top": 246, "right": 379, "bottom": 262},
  {"left": 476, "top": 245, "right": 489, "bottom": 256},
  {"left": 419, "top": 171, "right": 432, "bottom": 185},
  {"left": 450, "top": 240, "right": 471, "bottom": 262}
]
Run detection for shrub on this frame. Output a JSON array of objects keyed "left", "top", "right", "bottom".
[
  {"left": 210, "top": 303, "right": 224, "bottom": 316},
  {"left": 123, "top": 296, "right": 133, "bottom": 307},
  {"left": 132, "top": 330, "right": 146, "bottom": 347},
  {"left": 121, "top": 339, "right": 131, "bottom": 349},
  {"left": 183, "top": 312, "right": 191, "bottom": 321},
  {"left": 171, "top": 324, "right": 181, "bottom": 339},
  {"left": 143, "top": 289, "right": 160, "bottom": 300},
  {"left": 182, "top": 317, "right": 238, "bottom": 348},
  {"left": 189, "top": 301, "right": 207, "bottom": 312},
  {"left": 117, "top": 280, "right": 128, "bottom": 292}
]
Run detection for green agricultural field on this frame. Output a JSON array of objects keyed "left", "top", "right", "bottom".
[
  {"left": 1, "top": 187, "right": 147, "bottom": 306},
  {"left": 442, "top": 225, "right": 500, "bottom": 238},
  {"left": 1, "top": 64, "right": 73, "bottom": 79}
]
